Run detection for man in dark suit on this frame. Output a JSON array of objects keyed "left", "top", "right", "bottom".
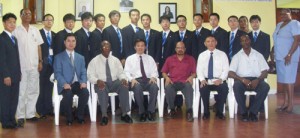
[
  {"left": 103, "top": 10, "right": 126, "bottom": 66},
  {"left": 74, "top": 12, "right": 93, "bottom": 66},
  {"left": 228, "top": 15, "right": 247, "bottom": 61},
  {"left": 134, "top": 13, "right": 159, "bottom": 63},
  {"left": 122, "top": 9, "right": 142, "bottom": 58},
  {"left": 249, "top": 15, "right": 271, "bottom": 112},
  {"left": 175, "top": 15, "right": 193, "bottom": 56},
  {"left": 36, "top": 14, "right": 56, "bottom": 119},
  {"left": 249, "top": 15, "right": 270, "bottom": 61},
  {"left": 53, "top": 33, "right": 89, "bottom": 126},
  {"left": 0, "top": 13, "right": 21, "bottom": 129},
  {"left": 209, "top": 13, "right": 229, "bottom": 55},
  {"left": 192, "top": 13, "right": 211, "bottom": 60},
  {"left": 90, "top": 13, "right": 105, "bottom": 58},
  {"left": 53, "top": 14, "right": 75, "bottom": 56},
  {"left": 158, "top": 15, "right": 176, "bottom": 77}
]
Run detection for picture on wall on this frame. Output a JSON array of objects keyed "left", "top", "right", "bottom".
[
  {"left": 119, "top": 0, "right": 134, "bottom": 12},
  {"left": 159, "top": 3, "right": 177, "bottom": 23},
  {"left": 23, "top": 0, "right": 45, "bottom": 24},
  {"left": 75, "top": 0, "right": 94, "bottom": 20},
  {"left": 193, "top": 0, "right": 213, "bottom": 22}
]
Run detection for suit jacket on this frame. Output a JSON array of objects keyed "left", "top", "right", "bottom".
[
  {"left": 90, "top": 28, "right": 103, "bottom": 58},
  {"left": 174, "top": 30, "right": 193, "bottom": 56},
  {"left": 122, "top": 24, "right": 142, "bottom": 58},
  {"left": 102, "top": 25, "right": 125, "bottom": 60},
  {"left": 157, "top": 31, "right": 176, "bottom": 65},
  {"left": 212, "top": 27, "right": 229, "bottom": 55},
  {"left": 53, "top": 51, "right": 87, "bottom": 93},
  {"left": 134, "top": 29, "right": 160, "bottom": 62},
  {"left": 53, "top": 29, "right": 68, "bottom": 56},
  {"left": 0, "top": 31, "right": 21, "bottom": 83},
  {"left": 228, "top": 30, "right": 247, "bottom": 57},
  {"left": 248, "top": 31, "right": 271, "bottom": 61},
  {"left": 191, "top": 27, "right": 211, "bottom": 60},
  {"left": 75, "top": 28, "right": 91, "bottom": 66}
]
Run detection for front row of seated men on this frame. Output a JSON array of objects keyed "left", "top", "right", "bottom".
[{"left": 50, "top": 33, "right": 269, "bottom": 126}]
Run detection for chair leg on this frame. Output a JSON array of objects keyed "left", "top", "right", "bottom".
[
  {"left": 264, "top": 95, "right": 268, "bottom": 119},
  {"left": 54, "top": 97, "right": 61, "bottom": 126},
  {"left": 110, "top": 96, "right": 116, "bottom": 116},
  {"left": 88, "top": 95, "right": 93, "bottom": 122},
  {"left": 128, "top": 92, "right": 133, "bottom": 115},
  {"left": 228, "top": 92, "right": 235, "bottom": 118},
  {"left": 159, "top": 93, "right": 165, "bottom": 117},
  {"left": 193, "top": 92, "right": 200, "bottom": 118},
  {"left": 200, "top": 97, "right": 204, "bottom": 114}
]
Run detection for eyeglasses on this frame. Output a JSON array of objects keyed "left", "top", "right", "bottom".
[{"left": 22, "top": 13, "right": 32, "bottom": 16}]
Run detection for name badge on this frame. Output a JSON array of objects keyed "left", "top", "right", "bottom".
[{"left": 49, "top": 49, "right": 53, "bottom": 56}]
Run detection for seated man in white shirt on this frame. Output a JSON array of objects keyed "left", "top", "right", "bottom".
[
  {"left": 229, "top": 34, "right": 270, "bottom": 122},
  {"left": 197, "top": 36, "right": 229, "bottom": 120},
  {"left": 87, "top": 41, "right": 132, "bottom": 126},
  {"left": 124, "top": 39, "right": 159, "bottom": 122}
]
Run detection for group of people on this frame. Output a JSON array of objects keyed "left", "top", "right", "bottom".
[{"left": 0, "top": 7, "right": 299, "bottom": 129}]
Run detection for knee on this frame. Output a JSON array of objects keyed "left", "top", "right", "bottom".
[
  {"left": 233, "top": 81, "right": 244, "bottom": 91},
  {"left": 149, "top": 84, "right": 159, "bottom": 92},
  {"left": 260, "top": 82, "right": 270, "bottom": 92},
  {"left": 132, "top": 83, "right": 142, "bottom": 92}
]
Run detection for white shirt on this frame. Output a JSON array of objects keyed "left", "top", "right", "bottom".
[
  {"left": 162, "top": 30, "right": 170, "bottom": 38},
  {"left": 178, "top": 29, "right": 186, "bottom": 37},
  {"left": 65, "top": 28, "right": 72, "bottom": 33},
  {"left": 130, "top": 23, "right": 138, "bottom": 33},
  {"left": 230, "top": 28, "right": 238, "bottom": 39},
  {"left": 4, "top": 30, "right": 13, "bottom": 38},
  {"left": 196, "top": 27, "right": 202, "bottom": 33},
  {"left": 197, "top": 49, "right": 229, "bottom": 81},
  {"left": 124, "top": 53, "right": 158, "bottom": 81},
  {"left": 252, "top": 29, "right": 261, "bottom": 36},
  {"left": 212, "top": 26, "right": 219, "bottom": 32},
  {"left": 43, "top": 28, "right": 51, "bottom": 37},
  {"left": 13, "top": 24, "right": 44, "bottom": 71},
  {"left": 229, "top": 48, "right": 269, "bottom": 77},
  {"left": 87, "top": 54, "right": 126, "bottom": 84},
  {"left": 82, "top": 27, "right": 90, "bottom": 37}
]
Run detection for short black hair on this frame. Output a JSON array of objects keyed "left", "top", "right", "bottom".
[
  {"left": 63, "top": 13, "right": 75, "bottom": 22},
  {"left": 159, "top": 15, "right": 170, "bottom": 23},
  {"left": 141, "top": 13, "right": 151, "bottom": 21},
  {"left": 64, "top": 33, "right": 77, "bottom": 41},
  {"left": 109, "top": 10, "right": 121, "bottom": 18},
  {"left": 249, "top": 15, "right": 261, "bottom": 22},
  {"left": 205, "top": 35, "right": 217, "bottom": 41},
  {"left": 129, "top": 9, "right": 140, "bottom": 16},
  {"left": 228, "top": 15, "right": 238, "bottom": 22},
  {"left": 209, "top": 13, "right": 220, "bottom": 21},
  {"left": 134, "top": 39, "right": 146, "bottom": 46},
  {"left": 176, "top": 15, "right": 186, "bottom": 22},
  {"left": 239, "top": 16, "right": 248, "bottom": 22},
  {"left": 101, "top": 40, "right": 111, "bottom": 49},
  {"left": 2, "top": 13, "right": 17, "bottom": 22},
  {"left": 93, "top": 13, "right": 105, "bottom": 21},
  {"left": 43, "top": 14, "right": 54, "bottom": 21},
  {"left": 81, "top": 12, "right": 93, "bottom": 21},
  {"left": 193, "top": 13, "right": 203, "bottom": 19}
]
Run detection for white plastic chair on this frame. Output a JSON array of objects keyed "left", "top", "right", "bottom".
[
  {"left": 51, "top": 75, "right": 94, "bottom": 125},
  {"left": 228, "top": 78, "right": 269, "bottom": 119},
  {"left": 159, "top": 78, "right": 198, "bottom": 118}
]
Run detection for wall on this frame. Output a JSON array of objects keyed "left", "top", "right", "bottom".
[{"left": 0, "top": 0, "right": 277, "bottom": 89}]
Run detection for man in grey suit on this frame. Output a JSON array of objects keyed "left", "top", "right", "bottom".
[
  {"left": 87, "top": 41, "right": 133, "bottom": 126},
  {"left": 53, "top": 33, "right": 89, "bottom": 126}
]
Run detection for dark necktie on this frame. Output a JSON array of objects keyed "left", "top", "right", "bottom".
[
  {"left": 208, "top": 52, "right": 214, "bottom": 79},
  {"left": 162, "top": 32, "right": 167, "bottom": 45},
  {"left": 229, "top": 32, "right": 234, "bottom": 60},
  {"left": 196, "top": 30, "right": 200, "bottom": 36},
  {"left": 211, "top": 30, "right": 215, "bottom": 35},
  {"left": 116, "top": 28, "right": 123, "bottom": 53},
  {"left": 254, "top": 32, "right": 258, "bottom": 42},
  {"left": 180, "top": 31, "right": 184, "bottom": 41},
  {"left": 136, "top": 27, "right": 139, "bottom": 33},
  {"left": 145, "top": 30, "right": 149, "bottom": 53},
  {"left": 47, "top": 32, "right": 53, "bottom": 65},
  {"left": 140, "top": 56, "right": 147, "bottom": 82},
  {"left": 11, "top": 35, "right": 15, "bottom": 45},
  {"left": 106, "top": 59, "right": 113, "bottom": 83}
]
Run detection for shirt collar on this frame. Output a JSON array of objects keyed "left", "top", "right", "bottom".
[
  {"left": 144, "top": 29, "right": 150, "bottom": 33},
  {"left": 4, "top": 30, "right": 13, "bottom": 37},
  {"left": 97, "top": 28, "right": 103, "bottom": 33},
  {"left": 112, "top": 25, "right": 119, "bottom": 31},
  {"left": 66, "top": 49, "right": 75, "bottom": 57},
  {"left": 65, "top": 28, "right": 72, "bottom": 33},
  {"left": 253, "top": 30, "right": 260, "bottom": 35},
  {"left": 231, "top": 28, "right": 238, "bottom": 34},
  {"left": 130, "top": 23, "right": 138, "bottom": 30},
  {"left": 43, "top": 28, "right": 51, "bottom": 35},
  {"left": 196, "top": 27, "right": 202, "bottom": 32},
  {"left": 163, "top": 30, "right": 170, "bottom": 36},
  {"left": 179, "top": 29, "right": 186, "bottom": 35},
  {"left": 82, "top": 27, "right": 89, "bottom": 36},
  {"left": 212, "top": 26, "right": 219, "bottom": 31}
]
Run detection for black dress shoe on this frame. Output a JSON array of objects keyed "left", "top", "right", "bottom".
[
  {"left": 186, "top": 111, "right": 194, "bottom": 122},
  {"left": 147, "top": 112, "right": 155, "bottom": 121},
  {"left": 216, "top": 113, "right": 225, "bottom": 120},
  {"left": 167, "top": 109, "right": 176, "bottom": 119},
  {"left": 26, "top": 117, "right": 38, "bottom": 121},
  {"left": 17, "top": 119, "right": 25, "bottom": 127},
  {"left": 140, "top": 113, "right": 147, "bottom": 122},
  {"left": 77, "top": 119, "right": 85, "bottom": 124},
  {"left": 202, "top": 114, "right": 210, "bottom": 120},
  {"left": 100, "top": 117, "right": 109, "bottom": 126},
  {"left": 249, "top": 113, "right": 258, "bottom": 122},
  {"left": 66, "top": 121, "right": 72, "bottom": 126},
  {"left": 241, "top": 113, "right": 249, "bottom": 122},
  {"left": 121, "top": 115, "right": 133, "bottom": 123}
]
